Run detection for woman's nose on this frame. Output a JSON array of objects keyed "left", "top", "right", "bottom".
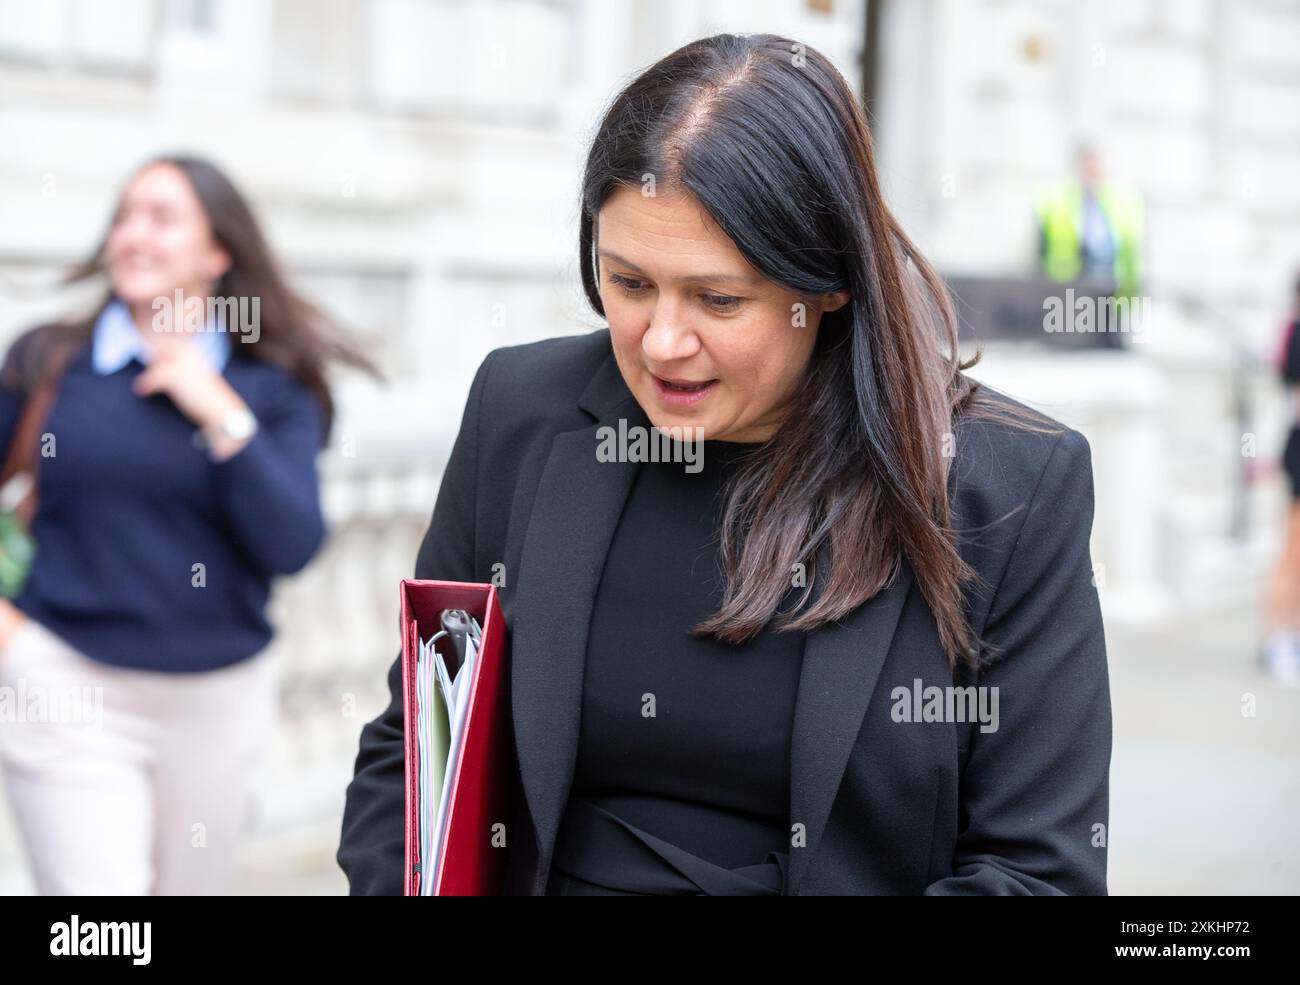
[
  {"left": 641, "top": 302, "right": 701, "bottom": 363},
  {"left": 110, "top": 218, "right": 149, "bottom": 252}
]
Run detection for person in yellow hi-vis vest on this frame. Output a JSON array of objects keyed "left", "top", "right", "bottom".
[{"left": 1035, "top": 144, "right": 1145, "bottom": 303}]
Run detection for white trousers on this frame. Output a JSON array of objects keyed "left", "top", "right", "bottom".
[{"left": 0, "top": 616, "right": 276, "bottom": 895}]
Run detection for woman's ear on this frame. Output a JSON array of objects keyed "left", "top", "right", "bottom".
[
  {"left": 822, "top": 290, "right": 850, "bottom": 313},
  {"left": 205, "top": 246, "right": 232, "bottom": 284}
]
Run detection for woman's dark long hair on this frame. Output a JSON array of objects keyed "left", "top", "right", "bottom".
[
  {"left": 5, "top": 155, "right": 378, "bottom": 441},
  {"left": 578, "top": 33, "right": 1061, "bottom": 671}
]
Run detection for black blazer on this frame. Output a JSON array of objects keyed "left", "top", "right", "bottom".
[{"left": 337, "top": 329, "right": 1112, "bottom": 895}]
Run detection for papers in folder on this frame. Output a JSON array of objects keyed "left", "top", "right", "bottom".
[
  {"left": 401, "top": 579, "right": 513, "bottom": 895},
  {"left": 414, "top": 611, "right": 481, "bottom": 896}
]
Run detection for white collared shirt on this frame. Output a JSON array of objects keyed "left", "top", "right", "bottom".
[{"left": 91, "top": 297, "right": 232, "bottom": 375}]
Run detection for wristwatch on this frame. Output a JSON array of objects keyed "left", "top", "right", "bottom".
[{"left": 213, "top": 407, "right": 258, "bottom": 443}]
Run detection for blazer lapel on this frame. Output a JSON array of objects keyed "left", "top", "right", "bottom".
[
  {"left": 786, "top": 553, "right": 914, "bottom": 895},
  {"left": 508, "top": 340, "right": 915, "bottom": 896},
  {"left": 508, "top": 351, "right": 650, "bottom": 894}
]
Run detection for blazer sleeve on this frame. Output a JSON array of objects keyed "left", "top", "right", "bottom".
[
  {"left": 924, "top": 428, "right": 1113, "bottom": 895},
  {"left": 336, "top": 347, "right": 497, "bottom": 895}
]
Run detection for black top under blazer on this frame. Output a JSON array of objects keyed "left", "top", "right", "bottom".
[{"left": 337, "top": 328, "right": 1113, "bottom": 896}]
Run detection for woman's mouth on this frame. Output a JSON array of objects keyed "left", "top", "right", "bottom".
[{"left": 651, "top": 374, "right": 718, "bottom": 407}]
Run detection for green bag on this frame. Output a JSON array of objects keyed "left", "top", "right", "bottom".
[
  {"left": 0, "top": 342, "right": 72, "bottom": 599},
  {"left": 0, "top": 490, "right": 38, "bottom": 598}
]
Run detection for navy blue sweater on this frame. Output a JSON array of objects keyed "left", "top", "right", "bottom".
[{"left": 0, "top": 331, "right": 328, "bottom": 672}]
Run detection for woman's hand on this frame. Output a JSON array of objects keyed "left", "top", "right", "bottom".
[
  {"left": 132, "top": 339, "right": 254, "bottom": 461},
  {"left": 0, "top": 597, "right": 28, "bottom": 662}
]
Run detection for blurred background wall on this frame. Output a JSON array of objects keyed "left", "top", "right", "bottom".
[{"left": 0, "top": 0, "right": 1296, "bottom": 894}]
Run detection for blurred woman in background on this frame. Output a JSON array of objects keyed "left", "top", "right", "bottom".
[
  {"left": 1262, "top": 274, "right": 1300, "bottom": 686},
  {"left": 0, "top": 155, "right": 374, "bottom": 893}
]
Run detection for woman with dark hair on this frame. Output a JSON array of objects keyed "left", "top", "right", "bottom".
[
  {"left": 340, "top": 32, "right": 1112, "bottom": 895},
  {"left": 0, "top": 155, "right": 374, "bottom": 894}
]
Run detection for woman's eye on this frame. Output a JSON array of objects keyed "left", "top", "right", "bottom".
[
  {"left": 608, "top": 273, "right": 648, "bottom": 295},
  {"left": 702, "top": 292, "right": 742, "bottom": 312},
  {"left": 606, "top": 273, "right": 739, "bottom": 312}
]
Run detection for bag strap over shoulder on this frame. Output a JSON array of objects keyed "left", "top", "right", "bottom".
[{"left": 0, "top": 339, "right": 78, "bottom": 526}]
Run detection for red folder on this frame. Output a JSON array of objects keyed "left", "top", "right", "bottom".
[{"left": 401, "top": 580, "right": 514, "bottom": 896}]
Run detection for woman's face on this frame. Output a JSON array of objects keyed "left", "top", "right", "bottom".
[
  {"left": 597, "top": 185, "right": 848, "bottom": 443},
  {"left": 105, "top": 163, "right": 230, "bottom": 310}
]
